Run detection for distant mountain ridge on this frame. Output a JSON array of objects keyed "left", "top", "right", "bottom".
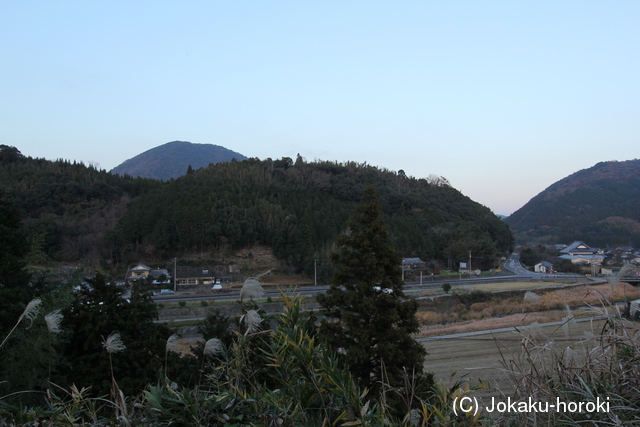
[
  {"left": 505, "top": 159, "right": 640, "bottom": 246},
  {"left": 110, "top": 141, "right": 247, "bottom": 180}
]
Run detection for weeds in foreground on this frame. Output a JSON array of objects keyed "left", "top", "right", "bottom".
[
  {"left": 496, "top": 288, "right": 640, "bottom": 425},
  {"left": 8, "top": 281, "right": 638, "bottom": 425}
]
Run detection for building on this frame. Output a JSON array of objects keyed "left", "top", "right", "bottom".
[
  {"left": 126, "top": 263, "right": 152, "bottom": 285},
  {"left": 534, "top": 261, "right": 554, "bottom": 273},
  {"left": 559, "top": 241, "right": 605, "bottom": 265},
  {"left": 175, "top": 268, "right": 217, "bottom": 287},
  {"left": 402, "top": 258, "right": 427, "bottom": 270}
]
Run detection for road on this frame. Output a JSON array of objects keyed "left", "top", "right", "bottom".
[
  {"left": 500, "top": 253, "right": 584, "bottom": 281},
  {"left": 151, "top": 253, "right": 589, "bottom": 304}
]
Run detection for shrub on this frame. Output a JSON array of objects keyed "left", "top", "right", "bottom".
[
  {"left": 456, "top": 290, "right": 492, "bottom": 306},
  {"left": 469, "top": 302, "right": 490, "bottom": 312}
]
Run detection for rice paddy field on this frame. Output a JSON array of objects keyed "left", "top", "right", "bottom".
[
  {"left": 420, "top": 319, "right": 605, "bottom": 398},
  {"left": 418, "top": 280, "right": 640, "bottom": 404}
]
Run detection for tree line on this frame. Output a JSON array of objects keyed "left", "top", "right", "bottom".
[
  {"left": 108, "top": 156, "right": 513, "bottom": 276},
  {"left": 1, "top": 146, "right": 513, "bottom": 276}
]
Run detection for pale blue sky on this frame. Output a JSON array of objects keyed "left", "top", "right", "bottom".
[{"left": 2, "top": 1, "right": 638, "bottom": 215}]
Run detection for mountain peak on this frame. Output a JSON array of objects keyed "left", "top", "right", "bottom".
[
  {"left": 505, "top": 158, "right": 640, "bottom": 246},
  {"left": 110, "top": 141, "right": 247, "bottom": 180}
]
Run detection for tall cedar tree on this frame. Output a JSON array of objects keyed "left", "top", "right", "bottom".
[{"left": 317, "top": 187, "right": 429, "bottom": 396}]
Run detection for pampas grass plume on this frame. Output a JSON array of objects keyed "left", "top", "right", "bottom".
[
  {"left": 20, "top": 298, "right": 42, "bottom": 328},
  {"left": 166, "top": 334, "right": 181, "bottom": 353},
  {"left": 103, "top": 332, "right": 126, "bottom": 354},
  {"left": 204, "top": 338, "right": 223, "bottom": 357},
  {"left": 523, "top": 291, "right": 540, "bottom": 303},
  {"left": 44, "top": 309, "right": 63, "bottom": 334},
  {"left": 564, "top": 346, "right": 578, "bottom": 365},
  {"left": 240, "top": 278, "right": 264, "bottom": 301},
  {"left": 241, "top": 310, "right": 262, "bottom": 335}
]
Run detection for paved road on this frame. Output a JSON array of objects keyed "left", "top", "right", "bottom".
[
  {"left": 501, "top": 253, "right": 584, "bottom": 281},
  {"left": 153, "top": 253, "right": 588, "bottom": 303}
]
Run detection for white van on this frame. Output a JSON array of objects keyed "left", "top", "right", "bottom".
[{"left": 159, "top": 289, "right": 175, "bottom": 295}]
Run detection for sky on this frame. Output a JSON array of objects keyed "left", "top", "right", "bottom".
[{"left": 1, "top": 1, "right": 638, "bottom": 216}]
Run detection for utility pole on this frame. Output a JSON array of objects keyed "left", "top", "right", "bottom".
[
  {"left": 314, "top": 258, "right": 317, "bottom": 286},
  {"left": 173, "top": 257, "right": 177, "bottom": 292},
  {"left": 469, "top": 251, "right": 472, "bottom": 277}
]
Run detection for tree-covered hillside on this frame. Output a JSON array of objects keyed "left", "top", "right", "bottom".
[
  {"left": 1, "top": 145, "right": 512, "bottom": 274},
  {"left": 505, "top": 159, "right": 640, "bottom": 246},
  {"left": 109, "top": 156, "right": 513, "bottom": 276},
  {"left": 0, "top": 145, "right": 160, "bottom": 263}
]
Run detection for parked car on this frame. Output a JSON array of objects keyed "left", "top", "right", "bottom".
[
  {"left": 159, "top": 289, "right": 175, "bottom": 295},
  {"left": 211, "top": 284, "right": 222, "bottom": 291}
]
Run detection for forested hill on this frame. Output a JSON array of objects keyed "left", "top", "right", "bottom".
[
  {"left": 0, "top": 145, "right": 160, "bottom": 262},
  {"left": 0, "top": 145, "right": 512, "bottom": 275},
  {"left": 110, "top": 156, "right": 513, "bottom": 276},
  {"left": 110, "top": 140, "right": 247, "bottom": 180},
  {"left": 505, "top": 159, "right": 640, "bottom": 246}
]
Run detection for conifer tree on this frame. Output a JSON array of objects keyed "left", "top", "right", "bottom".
[
  {"left": 0, "top": 190, "right": 31, "bottom": 337},
  {"left": 317, "top": 186, "right": 431, "bottom": 402},
  {"left": 60, "top": 275, "right": 171, "bottom": 396}
]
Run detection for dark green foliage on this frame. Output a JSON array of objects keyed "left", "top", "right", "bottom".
[
  {"left": 2, "top": 145, "right": 512, "bottom": 271},
  {"left": 111, "top": 157, "right": 512, "bottom": 273},
  {"left": 0, "top": 145, "right": 23, "bottom": 164},
  {"left": 144, "top": 295, "right": 378, "bottom": 426},
  {"left": 317, "top": 187, "right": 432, "bottom": 412},
  {"left": 0, "top": 149, "right": 160, "bottom": 263},
  {"left": 0, "top": 266, "right": 77, "bottom": 404},
  {"left": 198, "top": 309, "right": 234, "bottom": 347},
  {"left": 0, "top": 190, "right": 32, "bottom": 337},
  {"left": 519, "top": 244, "right": 558, "bottom": 268},
  {"left": 59, "top": 275, "right": 171, "bottom": 396},
  {"left": 506, "top": 159, "right": 640, "bottom": 246},
  {"left": 442, "top": 282, "right": 452, "bottom": 294}
]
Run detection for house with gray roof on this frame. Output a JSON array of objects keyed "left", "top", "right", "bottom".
[
  {"left": 535, "top": 261, "right": 554, "bottom": 273},
  {"left": 559, "top": 241, "right": 605, "bottom": 265}
]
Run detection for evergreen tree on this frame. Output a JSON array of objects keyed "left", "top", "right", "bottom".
[
  {"left": 0, "top": 190, "right": 31, "bottom": 337},
  {"left": 317, "top": 186, "right": 431, "bottom": 408},
  {"left": 59, "top": 275, "right": 171, "bottom": 396}
]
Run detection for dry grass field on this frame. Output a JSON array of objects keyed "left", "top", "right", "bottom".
[
  {"left": 417, "top": 282, "right": 640, "bottom": 336},
  {"left": 421, "top": 318, "right": 637, "bottom": 400},
  {"left": 468, "top": 280, "right": 583, "bottom": 292},
  {"left": 418, "top": 280, "right": 640, "bottom": 405}
]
